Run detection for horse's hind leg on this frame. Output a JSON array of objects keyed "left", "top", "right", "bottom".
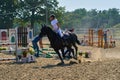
[
  {"left": 73, "top": 43, "right": 78, "bottom": 60},
  {"left": 61, "top": 48, "right": 66, "bottom": 59},
  {"left": 66, "top": 46, "right": 74, "bottom": 59},
  {"left": 70, "top": 48, "right": 74, "bottom": 58}
]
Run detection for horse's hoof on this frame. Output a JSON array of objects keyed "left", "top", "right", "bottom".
[{"left": 57, "top": 62, "right": 64, "bottom": 66}]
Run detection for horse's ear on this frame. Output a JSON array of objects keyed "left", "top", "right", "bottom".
[{"left": 44, "top": 24, "right": 46, "bottom": 27}]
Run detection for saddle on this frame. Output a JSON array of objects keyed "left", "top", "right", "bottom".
[
  {"left": 62, "top": 31, "right": 71, "bottom": 40},
  {"left": 56, "top": 30, "right": 72, "bottom": 41},
  {"left": 62, "top": 28, "right": 74, "bottom": 38}
]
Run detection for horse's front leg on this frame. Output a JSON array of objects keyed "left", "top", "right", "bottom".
[
  {"left": 55, "top": 49, "right": 64, "bottom": 65},
  {"left": 61, "top": 48, "right": 65, "bottom": 58},
  {"left": 61, "top": 48, "right": 69, "bottom": 59},
  {"left": 70, "top": 48, "right": 74, "bottom": 58}
]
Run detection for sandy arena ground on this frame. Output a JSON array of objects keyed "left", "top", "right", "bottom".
[{"left": 0, "top": 39, "right": 120, "bottom": 80}]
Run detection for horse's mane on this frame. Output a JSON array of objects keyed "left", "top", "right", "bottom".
[{"left": 45, "top": 26, "right": 61, "bottom": 39}]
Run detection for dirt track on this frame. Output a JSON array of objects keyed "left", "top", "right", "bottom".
[{"left": 0, "top": 40, "right": 120, "bottom": 80}]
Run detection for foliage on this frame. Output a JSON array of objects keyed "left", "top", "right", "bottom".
[
  {"left": 0, "top": 0, "right": 18, "bottom": 29},
  {"left": 1, "top": 0, "right": 120, "bottom": 30},
  {"left": 0, "top": 0, "right": 65, "bottom": 29},
  {"left": 16, "top": 0, "right": 65, "bottom": 28},
  {"left": 28, "top": 47, "right": 35, "bottom": 55},
  {"left": 62, "top": 8, "right": 120, "bottom": 29}
]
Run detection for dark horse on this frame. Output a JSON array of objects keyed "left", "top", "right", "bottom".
[{"left": 39, "top": 25, "right": 80, "bottom": 65}]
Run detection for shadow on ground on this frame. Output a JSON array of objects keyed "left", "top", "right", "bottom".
[{"left": 41, "top": 61, "right": 78, "bottom": 69}]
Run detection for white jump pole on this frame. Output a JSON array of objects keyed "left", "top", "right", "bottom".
[{"left": 15, "top": 27, "right": 18, "bottom": 62}]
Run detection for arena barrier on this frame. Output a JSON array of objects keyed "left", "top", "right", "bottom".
[{"left": 83, "top": 29, "right": 115, "bottom": 48}]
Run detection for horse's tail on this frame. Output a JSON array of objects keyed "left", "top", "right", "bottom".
[
  {"left": 73, "top": 33, "right": 81, "bottom": 45},
  {"left": 76, "top": 39, "right": 81, "bottom": 45},
  {"left": 70, "top": 33, "right": 81, "bottom": 45}
]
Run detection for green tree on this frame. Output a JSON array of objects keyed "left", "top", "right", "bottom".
[
  {"left": 16, "top": 0, "right": 65, "bottom": 29},
  {"left": 62, "top": 8, "right": 120, "bottom": 29},
  {"left": 107, "top": 8, "right": 120, "bottom": 27},
  {"left": 63, "top": 8, "right": 87, "bottom": 29},
  {"left": 0, "top": 0, "right": 18, "bottom": 29}
]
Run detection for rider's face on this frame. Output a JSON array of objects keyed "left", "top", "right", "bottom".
[{"left": 49, "top": 17, "right": 53, "bottom": 21}]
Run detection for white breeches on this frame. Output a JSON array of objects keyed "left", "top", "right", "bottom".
[{"left": 55, "top": 28, "right": 63, "bottom": 37}]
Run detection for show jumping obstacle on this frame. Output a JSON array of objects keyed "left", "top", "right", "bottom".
[
  {"left": 0, "top": 27, "right": 33, "bottom": 48},
  {"left": 0, "top": 27, "right": 33, "bottom": 62},
  {"left": 84, "top": 29, "right": 115, "bottom": 48}
]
